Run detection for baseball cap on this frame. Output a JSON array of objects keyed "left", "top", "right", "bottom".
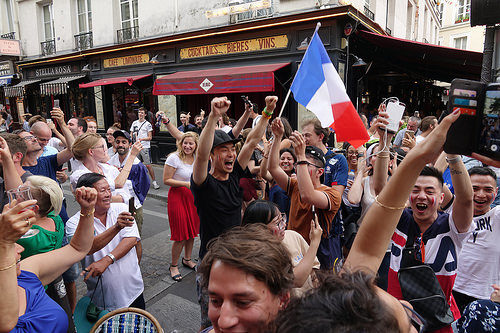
[
  {"left": 113, "top": 130, "right": 132, "bottom": 142},
  {"left": 212, "top": 130, "right": 241, "bottom": 150},
  {"left": 305, "top": 146, "right": 326, "bottom": 167}
]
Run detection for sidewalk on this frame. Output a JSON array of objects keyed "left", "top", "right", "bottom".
[{"left": 145, "top": 164, "right": 169, "bottom": 201}]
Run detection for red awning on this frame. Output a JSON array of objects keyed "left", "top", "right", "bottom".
[
  {"left": 79, "top": 74, "right": 151, "bottom": 88},
  {"left": 153, "top": 62, "right": 290, "bottom": 95},
  {"left": 354, "top": 30, "right": 483, "bottom": 82}
]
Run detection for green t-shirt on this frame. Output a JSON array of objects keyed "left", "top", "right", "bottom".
[{"left": 17, "top": 212, "right": 64, "bottom": 260}]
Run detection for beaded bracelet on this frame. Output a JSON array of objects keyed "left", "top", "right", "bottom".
[{"left": 262, "top": 107, "right": 273, "bottom": 119}]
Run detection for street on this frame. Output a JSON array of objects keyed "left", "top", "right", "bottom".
[{"left": 63, "top": 164, "right": 201, "bottom": 333}]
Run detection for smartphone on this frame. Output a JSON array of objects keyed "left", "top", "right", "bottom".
[
  {"left": 477, "top": 83, "right": 500, "bottom": 158},
  {"left": 53, "top": 99, "right": 60, "bottom": 108},
  {"left": 405, "top": 130, "right": 415, "bottom": 140},
  {"left": 46, "top": 119, "right": 53, "bottom": 125},
  {"left": 241, "top": 95, "right": 253, "bottom": 107},
  {"left": 385, "top": 101, "right": 406, "bottom": 133},
  {"left": 443, "top": 79, "right": 485, "bottom": 155},
  {"left": 129, "top": 197, "right": 135, "bottom": 215}
]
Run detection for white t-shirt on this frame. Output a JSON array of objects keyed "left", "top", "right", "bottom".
[
  {"left": 454, "top": 205, "right": 500, "bottom": 299},
  {"left": 108, "top": 152, "right": 142, "bottom": 209},
  {"left": 70, "top": 162, "right": 130, "bottom": 203},
  {"left": 65, "top": 203, "right": 143, "bottom": 311},
  {"left": 415, "top": 135, "right": 425, "bottom": 144},
  {"left": 165, "top": 152, "right": 193, "bottom": 182},
  {"left": 252, "top": 115, "right": 262, "bottom": 128},
  {"left": 130, "top": 119, "right": 152, "bottom": 149}
]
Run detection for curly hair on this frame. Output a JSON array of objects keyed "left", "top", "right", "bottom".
[{"left": 199, "top": 223, "right": 294, "bottom": 296}]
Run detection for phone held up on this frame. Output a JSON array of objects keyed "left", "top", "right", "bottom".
[
  {"left": 382, "top": 100, "right": 406, "bottom": 134},
  {"left": 441, "top": 79, "right": 500, "bottom": 160},
  {"left": 53, "top": 99, "right": 60, "bottom": 109}
]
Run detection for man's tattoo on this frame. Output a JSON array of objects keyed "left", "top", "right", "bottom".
[{"left": 450, "top": 168, "right": 463, "bottom": 175}]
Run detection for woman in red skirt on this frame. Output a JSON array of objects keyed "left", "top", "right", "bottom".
[{"left": 163, "top": 131, "right": 200, "bottom": 281}]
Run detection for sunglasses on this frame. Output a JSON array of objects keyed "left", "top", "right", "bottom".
[
  {"left": 271, "top": 213, "right": 287, "bottom": 231},
  {"left": 401, "top": 304, "right": 426, "bottom": 333},
  {"left": 294, "top": 161, "right": 322, "bottom": 169}
]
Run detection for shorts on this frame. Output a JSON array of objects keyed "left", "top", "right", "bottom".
[{"left": 138, "top": 148, "right": 152, "bottom": 165}]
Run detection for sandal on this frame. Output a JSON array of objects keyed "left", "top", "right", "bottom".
[
  {"left": 182, "top": 258, "right": 196, "bottom": 270},
  {"left": 169, "top": 264, "right": 182, "bottom": 282}
]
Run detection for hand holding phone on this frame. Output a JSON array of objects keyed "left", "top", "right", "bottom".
[
  {"left": 129, "top": 197, "right": 136, "bottom": 215},
  {"left": 53, "top": 99, "right": 60, "bottom": 109}
]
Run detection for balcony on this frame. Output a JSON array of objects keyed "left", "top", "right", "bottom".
[
  {"left": 455, "top": 14, "right": 470, "bottom": 24},
  {"left": 117, "top": 26, "right": 139, "bottom": 44},
  {"left": 41, "top": 39, "right": 56, "bottom": 56},
  {"left": 74, "top": 31, "right": 93, "bottom": 51},
  {"left": 229, "top": 7, "right": 273, "bottom": 24},
  {"left": 364, "top": 6, "right": 374, "bottom": 20},
  {"left": 0, "top": 32, "right": 16, "bottom": 39}
]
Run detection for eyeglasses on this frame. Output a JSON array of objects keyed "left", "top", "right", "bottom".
[
  {"left": 22, "top": 135, "right": 36, "bottom": 141},
  {"left": 36, "top": 137, "right": 50, "bottom": 143},
  {"left": 294, "top": 161, "right": 322, "bottom": 169},
  {"left": 272, "top": 213, "right": 287, "bottom": 231},
  {"left": 401, "top": 304, "right": 426, "bottom": 333}
]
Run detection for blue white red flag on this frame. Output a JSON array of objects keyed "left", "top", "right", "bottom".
[{"left": 290, "top": 28, "right": 369, "bottom": 148}]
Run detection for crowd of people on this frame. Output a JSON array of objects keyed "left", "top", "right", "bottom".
[{"left": 0, "top": 95, "right": 498, "bottom": 333}]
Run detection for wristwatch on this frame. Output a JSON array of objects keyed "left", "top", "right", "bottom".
[{"left": 106, "top": 253, "right": 116, "bottom": 264}]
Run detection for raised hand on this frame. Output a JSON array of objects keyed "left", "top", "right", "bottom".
[
  {"left": 211, "top": 97, "right": 231, "bottom": 118},
  {"left": 0, "top": 200, "right": 37, "bottom": 243},
  {"left": 130, "top": 141, "right": 143, "bottom": 156},
  {"left": 75, "top": 187, "right": 97, "bottom": 212},
  {"left": 0, "top": 136, "right": 12, "bottom": 164},
  {"left": 271, "top": 118, "right": 284, "bottom": 139},
  {"left": 50, "top": 108, "right": 65, "bottom": 124},
  {"left": 289, "top": 131, "right": 307, "bottom": 158},
  {"left": 309, "top": 215, "right": 323, "bottom": 246},
  {"left": 116, "top": 211, "right": 135, "bottom": 229},
  {"left": 265, "top": 96, "right": 278, "bottom": 113}
]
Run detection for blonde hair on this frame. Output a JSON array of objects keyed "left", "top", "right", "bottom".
[
  {"left": 71, "top": 133, "right": 102, "bottom": 161},
  {"left": 176, "top": 132, "right": 199, "bottom": 161},
  {"left": 27, "top": 176, "right": 63, "bottom": 217}
]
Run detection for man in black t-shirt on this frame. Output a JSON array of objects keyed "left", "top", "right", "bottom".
[{"left": 191, "top": 95, "right": 277, "bottom": 329}]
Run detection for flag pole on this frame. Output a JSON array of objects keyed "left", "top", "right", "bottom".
[{"left": 277, "top": 22, "right": 322, "bottom": 119}]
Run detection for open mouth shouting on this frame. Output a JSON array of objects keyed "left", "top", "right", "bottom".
[{"left": 415, "top": 203, "right": 428, "bottom": 213}]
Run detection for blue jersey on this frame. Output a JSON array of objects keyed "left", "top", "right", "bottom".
[{"left": 324, "top": 149, "right": 348, "bottom": 187}]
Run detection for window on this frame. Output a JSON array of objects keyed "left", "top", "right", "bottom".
[
  {"left": 120, "top": 0, "right": 138, "bottom": 29},
  {"left": 456, "top": 0, "right": 470, "bottom": 23},
  {"left": 438, "top": 3, "right": 443, "bottom": 26},
  {"left": 454, "top": 36, "right": 467, "bottom": 49},
  {"left": 42, "top": 3, "right": 55, "bottom": 41},
  {"left": 77, "top": 0, "right": 92, "bottom": 33}
]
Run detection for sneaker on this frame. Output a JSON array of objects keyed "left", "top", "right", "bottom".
[{"left": 152, "top": 181, "right": 160, "bottom": 189}]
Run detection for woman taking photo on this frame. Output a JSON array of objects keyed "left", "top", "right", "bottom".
[
  {"left": 0, "top": 187, "right": 97, "bottom": 333},
  {"left": 163, "top": 132, "right": 200, "bottom": 281}
]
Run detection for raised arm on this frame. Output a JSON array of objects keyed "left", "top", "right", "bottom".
[
  {"left": 259, "top": 140, "right": 273, "bottom": 182},
  {"left": 0, "top": 201, "right": 36, "bottom": 331},
  {"left": 347, "top": 165, "right": 367, "bottom": 205},
  {"left": 268, "top": 118, "right": 289, "bottom": 191},
  {"left": 22, "top": 187, "right": 97, "bottom": 286},
  {"left": 192, "top": 97, "right": 230, "bottom": 185},
  {"left": 291, "top": 131, "right": 330, "bottom": 210},
  {"left": 372, "top": 112, "right": 393, "bottom": 196},
  {"left": 237, "top": 96, "right": 277, "bottom": 170},
  {"left": 447, "top": 154, "right": 473, "bottom": 232},
  {"left": 344, "top": 109, "right": 461, "bottom": 273},
  {"left": 230, "top": 101, "right": 253, "bottom": 138},
  {"left": 114, "top": 141, "right": 143, "bottom": 188},
  {"left": 47, "top": 121, "right": 67, "bottom": 147},
  {"left": 0, "top": 136, "right": 22, "bottom": 191},
  {"left": 293, "top": 218, "right": 322, "bottom": 287},
  {"left": 51, "top": 108, "right": 75, "bottom": 166}
]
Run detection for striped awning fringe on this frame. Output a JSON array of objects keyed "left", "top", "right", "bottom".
[
  {"left": 40, "top": 74, "right": 87, "bottom": 96},
  {"left": 4, "top": 79, "right": 41, "bottom": 97}
]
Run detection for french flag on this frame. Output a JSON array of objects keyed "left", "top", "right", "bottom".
[{"left": 290, "top": 27, "right": 369, "bottom": 148}]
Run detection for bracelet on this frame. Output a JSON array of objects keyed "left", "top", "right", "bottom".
[
  {"left": 163, "top": 118, "right": 170, "bottom": 125},
  {"left": 106, "top": 253, "right": 116, "bottom": 264},
  {"left": 80, "top": 207, "right": 95, "bottom": 217},
  {"left": 262, "top": 107, "right": 273, "bottom": 118},
  {"left": 0, "top": 261, "right": 17, "bottom": 271},
  {"left": 374, "top": 195, "right": 406, "bottom": 210},
  {"left": 446, "top": 156, "right": 461, "bottom": 164}
]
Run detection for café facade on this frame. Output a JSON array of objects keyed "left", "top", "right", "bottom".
[{"left": 16, "top": 5, "right": 385, "bottom": 162}]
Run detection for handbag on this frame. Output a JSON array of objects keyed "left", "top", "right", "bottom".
[
  {"left": 86, "top": 275, "right": 105, "bottom": 322},
  {"left": 398, "top": 225, "right": 454, "bottom": 331}
]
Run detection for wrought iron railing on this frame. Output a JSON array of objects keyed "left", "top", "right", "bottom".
[
  {"left": 117, "top": 26, "right": 139, "bottom": 44},
  {"left": 0, "top": 32, "right": 15, "bottom": 39},
  {"left": 74, "top": 31, "right": 93, "bottom": 50},
  {"left": 41, "top": 39, "right": 56, "bottom": 56},
  {"left": 385, "top": 27, "right": 392, "bottom": 35},
  {"left": 364, "top": 6, "right": 374, "bottom": 20}
]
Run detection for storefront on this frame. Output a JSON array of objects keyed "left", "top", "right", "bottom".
[
  {"left": 18, "top": 63, "right": 90, "bottom": 120},
  {"left": 16, "top": 5, "right": 386, "bottom": 163}
]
